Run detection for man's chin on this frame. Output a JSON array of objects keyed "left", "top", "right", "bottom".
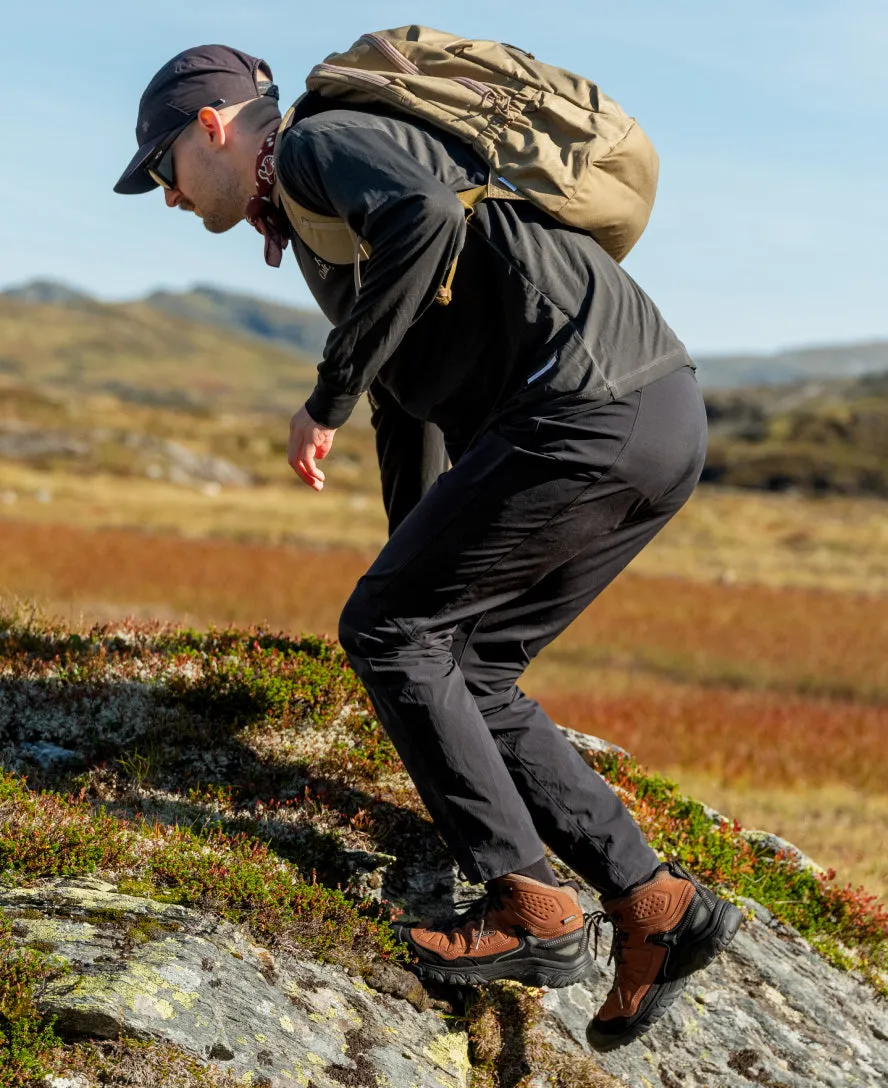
[{"left": 201, "top": 212, "right": 243, "bottom": 235}]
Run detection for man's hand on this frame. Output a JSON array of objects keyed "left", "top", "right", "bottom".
[{"left": 288, "top": 405, "right": 336, "bottom": 490}]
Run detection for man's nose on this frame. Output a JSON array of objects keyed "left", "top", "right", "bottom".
[{"left": 164, "top": 188, "right": 182, "bottom": 208}]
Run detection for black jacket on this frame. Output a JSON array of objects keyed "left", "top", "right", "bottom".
[{"left": 275, "top": 97, "right": 693, "bottom": 456}]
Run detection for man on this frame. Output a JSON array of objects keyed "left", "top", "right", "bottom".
[{"left": 115, "top": 42, "right": 741, "bottom": 1051}]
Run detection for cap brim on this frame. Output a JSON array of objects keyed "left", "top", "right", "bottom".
[
  {"left": 114, "top": 116, "right": 193, "bottom": 194},
  {"left": 114, "top": 138, "right": 164, "bottom": 195}
]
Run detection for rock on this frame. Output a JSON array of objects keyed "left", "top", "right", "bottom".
[
  {"left": 0, "top": 429, "right": 89, "bottom": 459},
  {"left": 0, "top": 424, "right": 252, "bottom": 488},
  {"left": 18, "top": 742, "right": 85, "bottom": 770},
  {"left": 556, "top": 727, "right": 632, "bottom": 760},
  {"left": 6, "top": 723, "right": 887, "bottom": 1087},
  {"left": 384, "top": 732, "right": 888, "bottom": 1087},
  {"left": 121, "top": 433, "right": 252, "bottom": 488},
  {"left": 3, "top": 880, "right": 469, "bottom": 1088},
  {"left": 540, "top": 903, "right": 888, "bottom": 1087},
  {"left": 740, "top": 828, "right": 826, "bottom": 874},
  {"left": 522, "top": 730, "right": 888, "bottom": 1087}
]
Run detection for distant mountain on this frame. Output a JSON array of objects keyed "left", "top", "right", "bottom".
[
  {"left": 694, "top": 342, "right": 888, "bottom": 389},
  {"left": 4, "top": 278, "right": 888, "bottom": 393},
  {"left": 2, "top": 279, "right": 95, "bottom": 306},
  {"left": 1, "top": 281, "right": 886, "bottom": 496},
  {"left": 0, "top": 293, "right": 319, "bottom": 414},
  {"left": 143, "top": 285, "right": 331, "bottom": 357}
]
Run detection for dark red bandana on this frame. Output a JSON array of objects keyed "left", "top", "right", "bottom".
[{"left": 244, "top": 130, "right": 291, "bottom": 268}]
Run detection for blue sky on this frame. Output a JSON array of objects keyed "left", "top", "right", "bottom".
[{"left": 2, "top": 1, "right": 886, "bottom": 353}]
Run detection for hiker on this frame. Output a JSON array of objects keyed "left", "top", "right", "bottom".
[{"left": 114, "top": 39, "right": 742, "bottom": 1051}]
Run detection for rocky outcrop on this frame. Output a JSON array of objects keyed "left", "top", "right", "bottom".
[
  {"left": 543, "top": 889, "right": 888, "bottom": 1087},
  {"left": 5, "top": 878, "right": 468, "bottom": 1088},
  {"left": 10, "top": 862, "right": 887, "bottom": 1087},
  {"left": 3, "top": 631, "right": 885, "bottom": 1088},
  {"left": 390, "top": 859, "right": 888, "bottom": 1087},
  {"left": 0, "top": 423, "right": 252, "bottom": 488}
]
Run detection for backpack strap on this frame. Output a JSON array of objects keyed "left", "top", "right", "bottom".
[{"left": 272, "top": 104, "right": 523, "bottom": 304}]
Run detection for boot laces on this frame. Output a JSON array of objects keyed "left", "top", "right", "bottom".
[
  {"left": 445, "top": 887, "right": 507, "bottom": 951},
  {"left": 588, "top": 910, "right": 628, "bottom": 1010},
  {"left": 587, "top": 910, "right": 623, "bottom": 967}
]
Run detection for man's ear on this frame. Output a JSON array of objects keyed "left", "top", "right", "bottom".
[{"left": 196, "top": 107, "right": 227, "bottom": 147}]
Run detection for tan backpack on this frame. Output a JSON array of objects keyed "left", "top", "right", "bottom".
[{"left": 276, "top": 26, "right": 659, "bottom": 302}]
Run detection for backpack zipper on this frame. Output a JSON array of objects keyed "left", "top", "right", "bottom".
[
  {"left": 453, "top": 77, "right": 511, "bottom": 115},
  {"left": 361, "top": 33, "right": 510, "bottom": 114},
  {"left": 362, "top": 32, "right": 422, "bottom": 75},
  {"left": 313, "top": 62, "right": 392, "bottom": 88}
]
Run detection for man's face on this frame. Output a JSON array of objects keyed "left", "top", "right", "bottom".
[{"left": 162, "top": 122, "right": 248, "bottom": 234}]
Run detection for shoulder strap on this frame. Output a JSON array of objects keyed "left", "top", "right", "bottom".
[{"left": 272, "top": 102, "right": 519, "bottom": 303}]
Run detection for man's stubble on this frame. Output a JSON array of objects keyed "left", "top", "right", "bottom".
[{"left": 191, "top": 142, "right": 252, "bottom": 234}]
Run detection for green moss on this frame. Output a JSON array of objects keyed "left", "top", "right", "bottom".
[
  {"left": 89, "top": 907, "right": 130, "bottom": 924},
  {"left": 116, "top": 877, "right": 155, "bottom": 898},
  {"left": 25, "top": 939, "right": 57, "bottom": 954},
  {"left": 1, "top": 779, "right": 405, "bottom": 979},
  {"left": 0, "top": 909, "right": 66, "bottom": 1085},
  {"left": 126, "top": 918, "right": 181, "bottom": 945},
  {"left": 49, "top": 1036, "right": 242, "bottom": 1087}
]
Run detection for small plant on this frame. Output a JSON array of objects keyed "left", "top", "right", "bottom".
[
  {"left": 117, "top": 748, "right": 153, "bottom": 787},
  {"left": 0, "top": 910, "right": 66, "bottom": 1086},
  {"left": 0, "top": 769, "right": 405, "bottom": 974}
]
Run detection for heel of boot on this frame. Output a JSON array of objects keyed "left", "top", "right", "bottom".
[{"left": 674, "top": 898, "right": 742, "bottom": 979}]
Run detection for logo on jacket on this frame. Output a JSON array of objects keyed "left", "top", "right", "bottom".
[{"left": 314, "top": 256, "right": 332, "bottom": 280}]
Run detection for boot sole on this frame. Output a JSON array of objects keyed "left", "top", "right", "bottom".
[
  {"left": 411, "top": 948, "right": 595, "bottom": 989},
  {"left": 587, "top": 897, "right": 743, "bottom": 1051}
]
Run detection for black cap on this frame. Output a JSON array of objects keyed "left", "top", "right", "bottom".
[{"left": 114, "top": 44, "right": 274, "bottom": 195}]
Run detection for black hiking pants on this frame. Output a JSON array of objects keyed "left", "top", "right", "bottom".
[{"left": 339, "top": 366, "right": 707, "bottom": 898}]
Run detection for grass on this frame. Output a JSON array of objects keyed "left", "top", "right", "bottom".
[
  {"left": 3, "top": 371, "right": 888, "bottom": 593},
  {"left": 1, "top": 519, "right": 887, "bottom": 696},
  {"left": 1, "top": 506, "right": 885, "bottom": 897},
  {"left": 535, "top": 572, "right": 888, "bottom": 702},
  {"left": 534, "top": 683, "right": 888, "bottom": 790}
]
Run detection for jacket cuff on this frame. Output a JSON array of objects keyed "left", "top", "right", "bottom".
[{"left": 305, "top": 383, "right": 361, "bottom": 430}]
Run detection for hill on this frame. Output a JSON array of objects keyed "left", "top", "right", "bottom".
[
  {"left": 2, "top": 281, "right": 887, "bottom": 498},
  {"left": 704, "top": 370, "right": 888, "bottom": 495},
  {"left": 7, "top": 279, "right": 888, "bottom": 390},
  {"left": 144, "top": 283, "right": 331, "bottom": 357},
  {"left": 696, "top": 341, "right": 888, "bottom": 389},
  {"left": 0, "top": 293, "right": 319, "bottom": 414}
]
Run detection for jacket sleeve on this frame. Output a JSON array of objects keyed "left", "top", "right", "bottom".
[{"left": 276, "top": 119, "right": 468, "bottom": 429}]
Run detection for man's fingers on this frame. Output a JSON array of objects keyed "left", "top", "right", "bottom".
[
  {"left": 302, "top": 447, "right": 325, "bottom": 482},
  {"left": 295, "top": 447, "right": 325, "bottom": 490},
  {"left": 286, "top": 408, "right": 336, "bottom": 490},
  {"left": 294, "top": 461, "right": 323, "bottom": 490}
]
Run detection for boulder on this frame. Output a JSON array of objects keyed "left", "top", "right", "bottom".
[{"left": 5, "top": 878, "right": 468, "bottom": 1088}]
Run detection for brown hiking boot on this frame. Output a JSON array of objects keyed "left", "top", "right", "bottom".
[
  {"left": 586, "top": 860, "right": 742, "bottom": 1050},
  {"left": 391, "top": 873, "right": 593, "bottom": 987}
]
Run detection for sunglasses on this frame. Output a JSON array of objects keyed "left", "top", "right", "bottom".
[
  {"left": 147, "top": 83, "right": 279, "bottom": 191},
  {"left": 146, "top": 99, "right": 226, "bottom": 191}
]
